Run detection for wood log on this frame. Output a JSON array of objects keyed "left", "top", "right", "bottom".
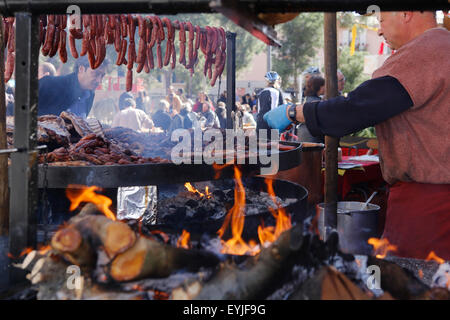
[
  {"left": 367, "top": 256, "right": 431, "bottom": 300},
  {"left": 182, "top": 224, "right": 304, "bottom": 300},
  {"left": 51, "top": 225, "right": 95, "bottom": 267},
  {"left": 28, "top": 254, "right": 144, "bottom": 300},
  {"left": 109, "top": 236, "right": 221, "bottom": 282},
  {"left": 289, "top": 266, "right": 371, "bottom": 300},
  {"left": 51, "top": 203, "right": 136, "bottom": 266}
]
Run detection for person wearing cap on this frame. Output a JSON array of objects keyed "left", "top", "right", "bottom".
[
  {"left": 256, "top": 71, "right": 284, "bottom": 134},
  {"left": 38, "top": 56, "right": 108, "bottom": 118},
  {"left": 264, "top": 11, "right": 450, "bottom": 260},
  {"left": 112, "top": 96, "right": 154, "bottom": 133}
]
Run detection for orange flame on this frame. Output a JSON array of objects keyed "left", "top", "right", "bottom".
[
  {"left": 212, "top": 163, "right": 233, "bottom": 179},
  {"left": 38, "top": 245, "right": 51, "bottom": 255},
  {"left": 425, "top": 251, "right": 445, "bottom": 264},
  {"left": 184, "top": 182, "right": 205, "bottom": 197},
  {"left": 258, "top": 179, "right": 292, "bottom": 247},
  {"left": 66, "top": 184, "right": 116, "bottom": 220},
  {"left": 218, "top": 166, "right": 259, "bottom": 256},
  {"left": 177, "top": 230, "right": 191, "bottom": 249},
  {"left": 205, "top": 186, "right": 211, "bottom": 198},
  {"left": 7, "top": 247, "right": 33, "bottom": 259},
  {"left": 368, "top": 237, "right": 397, "bottom": 259}
]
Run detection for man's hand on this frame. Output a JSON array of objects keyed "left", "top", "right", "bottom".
[
  {"left": 295, "top": 103, "right": 305, "bottom": 123},
  {"left": 263, "top": 103, "right": 292, "bottom": 131}
]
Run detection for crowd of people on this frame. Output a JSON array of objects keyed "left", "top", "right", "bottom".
[{"left": 5, "top": 55, "right": 344, "bottom": 139}]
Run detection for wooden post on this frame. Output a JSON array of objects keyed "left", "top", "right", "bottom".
[
  {"left": 323, "top": 13, "right": 339, "bottom": 240},
  {"left": 0, "top": 16, "right": 9, "bottom": 236}
]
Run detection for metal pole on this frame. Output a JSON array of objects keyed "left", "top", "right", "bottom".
[
  {"left": 266, "top": 45, "right": 272, "bottom": 72},
  {"left": 226, "top": 32, "right": 236, "bottom": 129},
  {"left": 323, "top": 12, "right": 339, "bottom": 240},
  {"left": 9, "top": 12, "right": 40, "bottom": 261},
  {"left": 0, "top": 15, "right": 9, "bottom": 236}
]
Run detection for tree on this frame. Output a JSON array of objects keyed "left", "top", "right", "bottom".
[
  {"left": 337, "top": 46, "right": 370, "bottom": 93},
  {"left": 272, "top": 13, "right": 324, "bottom": 94}
]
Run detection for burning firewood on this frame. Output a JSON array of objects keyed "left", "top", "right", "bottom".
[
  {"left": 367, "top": 256, "right": 450, "bottom": 300},
  {"left": 172, "top": 224, "right": 304, "bottom": 300},
  {"left": 51, "top": 204, "right": 137, "bottom": 267},
  {"left": 289, "top": 266, "right": 372, "bottom": 300},
  {"left": 50, "top": 203, "right": 220, "bottom": 282},
  {"left": 108, "top": 235, "right": 221, "bottom": 282}
]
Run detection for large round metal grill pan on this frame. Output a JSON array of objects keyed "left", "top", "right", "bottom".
[{"left": 37, "top": 141, "right": 303, "bottom": 188}]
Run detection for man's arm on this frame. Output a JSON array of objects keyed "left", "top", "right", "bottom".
[{"left": 297, "top": 76, "right": 413, "bottom": 137}]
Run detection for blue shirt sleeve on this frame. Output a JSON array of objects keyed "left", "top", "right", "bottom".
[{"left": 303, "top": 76, "right": 413, "bottom": 137}]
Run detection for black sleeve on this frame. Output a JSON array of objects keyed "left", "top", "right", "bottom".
[
  {"left": 38, "top": 76, "right": 60, "bottom": 115},
  {"left": 303, "top": 76, "right": 413, "bottom": 137},
  {"left": 258, "top": 90, "right": 272, "bottom": 115},
  {"left": 278, "top": 89, "right": 284, "bottom": 105}
]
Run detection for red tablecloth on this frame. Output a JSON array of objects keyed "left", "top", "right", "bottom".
[
  {"left": 339, "top": 155, "right": 384, "bottom": 199},
  {"left": 322, "top": 155, "right": 385, "bottom": 200}
]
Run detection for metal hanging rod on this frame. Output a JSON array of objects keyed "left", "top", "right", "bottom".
[{"left": 0, "top": 0, "right": 448, "bottom": 16}]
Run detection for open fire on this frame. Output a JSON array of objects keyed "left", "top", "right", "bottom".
[{"left": 9, "top": 167, "right": 450, "bottom": 300}]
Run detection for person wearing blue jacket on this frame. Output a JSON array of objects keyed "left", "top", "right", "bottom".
[{"left": 38, "top": 56, "right": 108, "bottom": 118}]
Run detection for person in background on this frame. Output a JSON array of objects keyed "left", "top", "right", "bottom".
[
  {"left": 5, "top": 83, "right": 14, "bottom": 116},
  {"left": 200, "top": 102, "right": 220, "bottom": 129},
  {"left": 193, "top": 91, "right": 214, "bottom": 113},
  {"left": 112, "top": 97, "right": 154, "bottom": 132},
  {"left": 256, "top": 71, "right": 284, "bottom": 133},
  {"left": 151, "top": 99, "right": 172, "bottom": 132},
  {"left": 136, "top": 90, "right": 150, "bottom": 112},
  {"left": 303, "top": 75, "right": 325, "bottom": 103},
  {"left": 38, "top": 56, "right": 108, "bottom": 117},
  {"left": 166, "top": 85, "right": 183, "bottom": 115},
  {"left": 216, "top": 101, "right": 227, "bottom": 129},
  {"left": 264, "top": 11, "right": 450, "bottom": 260},
  {"left": 177, "top": 88, "right": 187, "bottom": 103},
  {"left": 301, "top": 66, "right": 322, "bottom": 102},
  {"left": 241, "top": 104, "right": 256, "bottom": 127},
  {"left": 337, "top": 69, "right": 346, "bottom": 96},
  {"left": 38, "top": 62, "right": 57, "bottom": 79},
  {"left": 181, "top": 102, "right": 200, "bottom": 129},
  {"left": 241, "top": 93, "right": 255, "bottom": 109},
  {"left": 217, "top": 90, "right": 227, "bottom": 105}
]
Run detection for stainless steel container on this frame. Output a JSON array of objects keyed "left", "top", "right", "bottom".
[{"left": 317, "top": 201, "right": 381, "bottom": 255}]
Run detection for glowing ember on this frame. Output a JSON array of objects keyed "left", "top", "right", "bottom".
[
  {"left": 153, "top": 290, "right": 169, "bottom": 300},
  {"left": 368, "top": 237, "right": 397, "bottom": 259},
  {"left": 418, "top": 269, "right": 424, "bottom": 279},
  {"left": 426, "top": 251, "right": 445, "bottom": 264},
  {"left": 66, "top": 184, "right": 116, "bottom": 220},
  {"left": 177, "top": 230, "right": 191, "bottom": 249}
]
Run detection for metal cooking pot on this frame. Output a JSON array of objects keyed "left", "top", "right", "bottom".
[{"left": 317, "top": 201, "right": 381, "bottom": 255}]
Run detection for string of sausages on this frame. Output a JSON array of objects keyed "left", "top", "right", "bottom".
[{"left": 2, "top": 14, "right": 227, "bottom": 90}]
